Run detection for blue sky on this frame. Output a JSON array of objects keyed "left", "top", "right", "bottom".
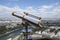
[
  {"left": 0, "top": 0, "right": 60, "bottom": 8},
  {"left": 0, "top": 0, "right": 60, "bottom": 19}
]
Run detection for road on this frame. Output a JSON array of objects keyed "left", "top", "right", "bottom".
[{"left": 0, "top": 29, "right": 21, "bottom": 40}]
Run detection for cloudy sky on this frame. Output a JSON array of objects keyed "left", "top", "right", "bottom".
[{"left": 0, "top": 0, "right": 60, "bottom": 19}]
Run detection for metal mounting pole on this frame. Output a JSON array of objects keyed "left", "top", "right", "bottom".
[
  {"left": 25, "top": 25, "right": 28, "bottom": 40},
  {"left": 22, "top": 19, "right": 29, "bottom": 40}
]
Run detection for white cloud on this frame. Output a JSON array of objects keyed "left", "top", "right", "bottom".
[
  {"left": 0, "top": 3, "right": 60, "bottom": 19},
  {"left": 24, "top": 7, "right": 37, "bottom": 14},
  {"left": 36, "top": 3, "right": 60, "bottom": 18},
  {"left": 0, "top": 5, "right": 23, "bottom": 19}
]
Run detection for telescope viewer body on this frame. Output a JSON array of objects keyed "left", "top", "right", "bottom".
[
  {"left": 24, "top": 12, "right": 41, "bottom": 20},
  {"left": 12, "top": 12, "right": 42, "bottom": 27}
]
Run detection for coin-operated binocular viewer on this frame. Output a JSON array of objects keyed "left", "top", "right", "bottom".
[{"left": 12, "top": 12, "right": 42, "bottom": 40}]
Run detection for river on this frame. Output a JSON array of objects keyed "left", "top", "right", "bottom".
[{"left": 0, "top": 30, "right": 21, "bottom": 40}]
